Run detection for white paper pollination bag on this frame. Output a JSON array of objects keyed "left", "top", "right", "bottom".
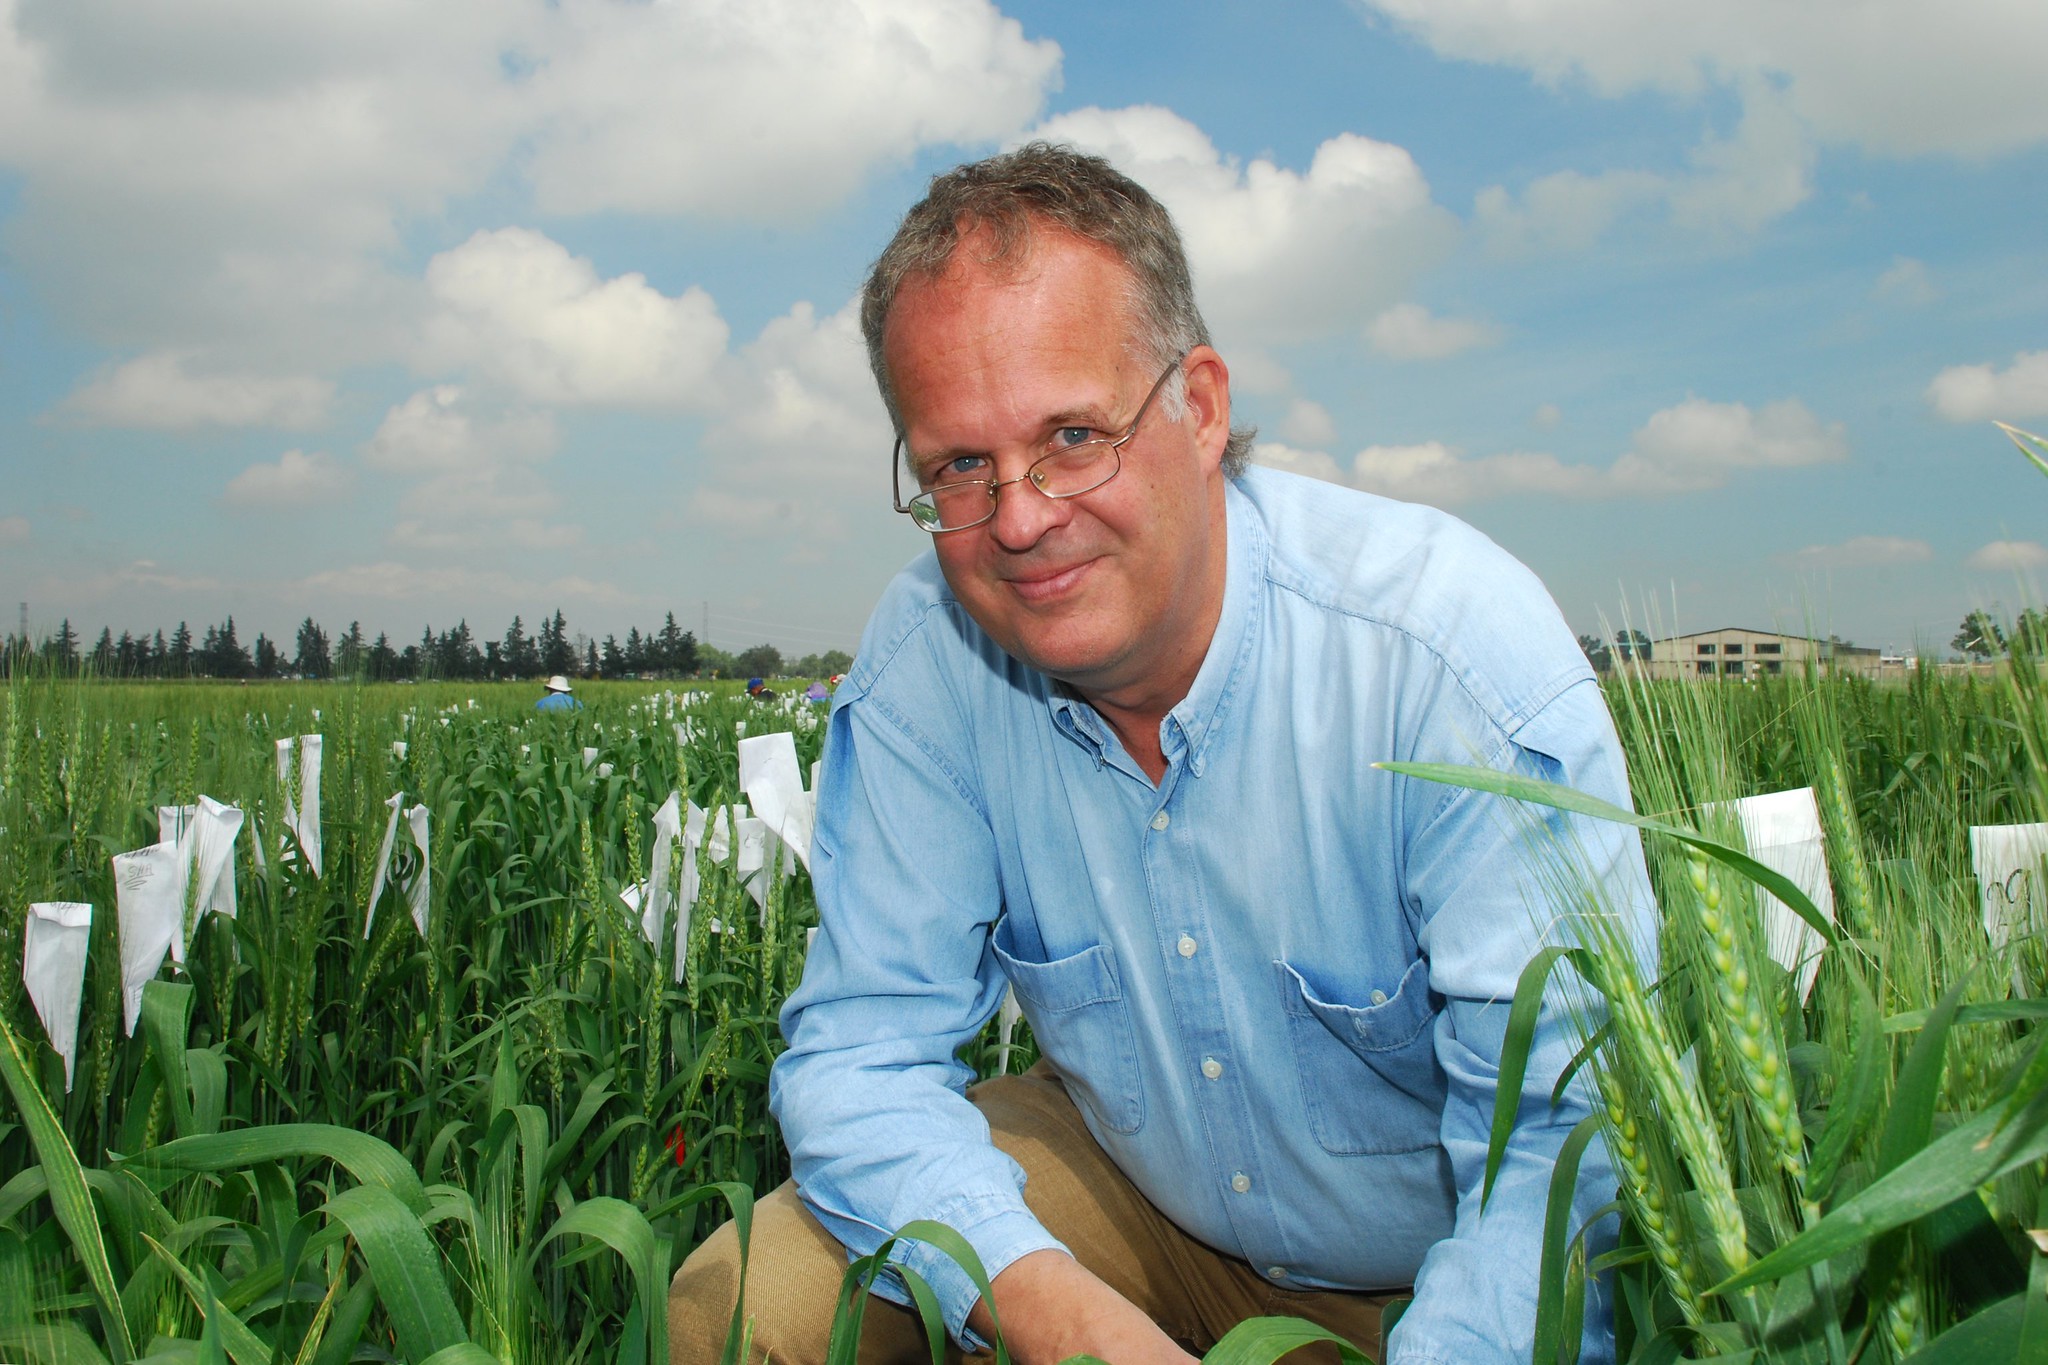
[
  {"left": 737, "top": 731, "right": 818, "bottom": 876},
  {"left": 1972, "top": 822, "right": 2048, "bottom": 990},
  {"left": 273, "top": 734, "right": 323, "bottom": 876},
  {"left": 365, "top": 792, "right": 432, "bottom": 938},
  {"left": 674, "top": 798, "right": 708, "bottom": 981},
  {"left": 617, "top": 790, "right": 711, "bottom": 982},
  {"left": 158, "top": 796, "right": 245, "bottom": 923},
  {"left": 1717, "top": 787, "right": 1838, "bottom": 1004},
  {"left": 111, "top": 792, "right": 249, "bottom": 1036},
  {"left": 23, "top": 902, "right": 92, "bottom": 1090},
  {"left": 112, "top": 841, "right": 184, "bottom": 1035},
  {"left": 708, "top": 804, "right": 776, "bottom": 917}
]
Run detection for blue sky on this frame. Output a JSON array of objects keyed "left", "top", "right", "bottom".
[{"left": 3, "top": 0, "right": 2045, "bottom": 662}]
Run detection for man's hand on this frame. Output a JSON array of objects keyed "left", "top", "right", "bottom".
[{"left": 965, "top": 1249, "right": 1198, "bottom": 1365}]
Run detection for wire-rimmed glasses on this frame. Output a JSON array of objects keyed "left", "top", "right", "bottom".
[{"left": 891, "top": 355, "right": 1186, "bottom": 534}]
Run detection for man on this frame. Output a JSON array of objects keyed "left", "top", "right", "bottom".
[
  {"left": 670, "top": 144, "right": 1652, "bottom": 1364},
  {"left": 535, "top": 675, "right": 581, "bottom": 710}
]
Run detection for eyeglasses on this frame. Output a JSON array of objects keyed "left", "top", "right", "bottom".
[{"left": 891, "top": 355, "right": 1186, "bottom": 534}]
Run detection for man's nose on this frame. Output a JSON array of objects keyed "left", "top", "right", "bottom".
[{"left": 984, "top": 469, "right": 1068, "bottom": 549}]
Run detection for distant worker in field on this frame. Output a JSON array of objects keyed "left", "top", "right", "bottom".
[
  {"left": 672, "top": 145, "right": 1656, "bottom": 1364},
  {"left": 534, "top": 675, "right": 581, "bottom": 711}
]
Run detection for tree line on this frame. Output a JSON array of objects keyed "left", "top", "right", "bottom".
[
  {"left": 1952, "top": 607, "right": 2048, "bottom": 662},
  {"left": 1, "top": 611, "right": 853, "bottom": 683}
]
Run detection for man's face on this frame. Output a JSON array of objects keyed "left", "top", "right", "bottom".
[{"left": 881, "top": 227, "right": 1232, "bottom": 708}]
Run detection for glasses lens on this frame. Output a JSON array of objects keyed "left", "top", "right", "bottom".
[
  {"left": 1033, "top": 441, "right": 1119, "bottom": 498},
  {"left": 914, "top": 482, "right": 994, "bottom": 531}
]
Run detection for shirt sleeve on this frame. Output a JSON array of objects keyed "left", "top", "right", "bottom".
[
  {"left": 1386, "top": 677, "right": 1655, "bottom": 1365},
  {"left": 770, "top": 660, "right": 1070, "bottom": 1349}
]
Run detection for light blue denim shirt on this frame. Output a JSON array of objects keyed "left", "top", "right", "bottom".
[{"left": 773, "top": 466, "right": 1653, "bottom": 1363}]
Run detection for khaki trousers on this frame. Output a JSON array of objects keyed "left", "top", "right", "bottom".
[{"left": 668, "top": 1063, "right": 1399, "bottom": 1364}]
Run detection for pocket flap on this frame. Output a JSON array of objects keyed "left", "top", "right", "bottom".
[
  {"left": 1277, "top": 956, "right": 1435, "bottom": 1056},
  {"left": 992, "top": 916, "right": 1125, "bottom": 1013}
]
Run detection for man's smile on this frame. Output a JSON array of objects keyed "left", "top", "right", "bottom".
[{"left": 1000, "top": 556, "right": 1099, "bottom": 604}]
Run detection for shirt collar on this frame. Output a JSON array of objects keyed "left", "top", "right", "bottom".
[{"left": 1046, "top": 478, "right": 1268, "bottom": 778}]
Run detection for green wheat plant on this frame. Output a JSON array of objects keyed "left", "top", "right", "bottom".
[{"left": 1375, "top": 429, "right": 2048, "bottom": 1362}]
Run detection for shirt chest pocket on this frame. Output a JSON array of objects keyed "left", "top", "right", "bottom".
[
  {"left": 991, "top": 918, "right": 1146, "bottom": 1135},
  {"left": 1276, "top": 957, "right": 1446, "bottom": 1156}
]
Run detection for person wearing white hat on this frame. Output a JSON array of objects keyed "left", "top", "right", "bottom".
[{"left": 535, "top": 675, "right": 581, "bottom": 711}]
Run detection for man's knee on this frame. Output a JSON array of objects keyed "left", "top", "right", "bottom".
[
  {"left": 669, "top": 1182, "right": 930, "bottom": 1365},
  {"left": 670, "top": 1212, "right": 748, "bottom": 1365}
]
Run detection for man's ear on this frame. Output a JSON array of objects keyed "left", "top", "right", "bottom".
[{"left": 1182, "top": 345, "right": 1232, "bottom": 473}]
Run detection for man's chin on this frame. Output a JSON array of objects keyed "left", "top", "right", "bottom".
[{"left": 1009, "top": 633, "right": 1127, "bottom": 693}]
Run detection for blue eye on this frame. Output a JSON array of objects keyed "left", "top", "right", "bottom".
[
  {"left": 1051, "top": 426, "right": 1098, "bottom": 449},
  {"left": 934, "top": 454, "right": 988, "bottom": 483}
]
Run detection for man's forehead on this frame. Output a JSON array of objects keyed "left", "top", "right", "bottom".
[{"left": 884, "top": 229, "right": 1137, "bottom": 356}]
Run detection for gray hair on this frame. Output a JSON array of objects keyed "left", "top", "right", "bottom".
[{"left": 860, "top": 142, "right": 1255, "bottom": 477}]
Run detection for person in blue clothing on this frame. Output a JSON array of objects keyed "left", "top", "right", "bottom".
[
  {"left": 670, "top": 144, "right": 1655, "bottom": 1365},
  {"left": 534, "top": 675, "right": 581, "bottom": 711}
]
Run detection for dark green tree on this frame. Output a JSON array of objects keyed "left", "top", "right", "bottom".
[
  {"left": 1953, "top": 610, "right": 2006, "bottom": 661},
  {"left": 336, "top": 621, "right": 366, "bottom": 677},
  {"left": 503, "top": 615, "right": 541, "bottom": 678},
  {"left": 736, "top": 643, "right": 784, "bottom": 678},
  {"left": 294, "top": 617, "right": 331, "bottom": 678},
  {"left": 44, "top": 618, "right": 80, "bottom": 671},
  {"left": 540, "top": 610, "right": 575, "bottom": 677},
  {"left": 253, "top": 633, "right": 284, "bottom": 678}
]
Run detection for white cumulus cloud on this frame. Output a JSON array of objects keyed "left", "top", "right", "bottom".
[
  {"left": 49, "top": 559, "right": 223, "bottom": 602},
  {"left": 223, "top": 449, "right": 353, "bottom": 509},
  {"left": 1366, "top": 303, "right": 1503, "bottom": 360},
  {"left": 0, "top": 0, "right": 1058, "bottom": 369},
  {"left": 1359, "top": 0, "right": 2048, "bottom": 159},
  {"left": 1348, "top": 441, "right": 1601, "bottom": 504},
  {"left": 522, "top": 0, "right": 1059, "bottom": 220},
  {"left": 1786, "top": 536, "right": 1933, "bottom": 569},
  {"left": 58, "top": 352, "right": 332, "bottom": 429},
  {"left": 1608, "top": 396, "right": 1847, "bottom": 494},
  {"left": 1250, "top": 441, "right": 1347, "bottom": 486},
  {"left": 1278, "top": 399, "right": 1337, "bottom": 448},
  {"left": 1030, "top": 105, "right": 1457, "bottom": 345},
  {"left": 1474, "top": 85, "right": 1815, "bottom": 253},
  {"left": 1250, "top": 395, "right": 1844, "bottom": 506},
  {"left": 420, "top": 227, "right": 729, "bottom": 408},
  {"left": 1927, "top": 351, "right": 2048, "bottom": 422},
  {"left": 361, "top": 386, "right": 556, "bottom": 475},
  {"left": 1966, "top": 540, "right": 2048, "bottom": 572},
  {"left": 361, "top": 386, "right": 579, "bottom": 553},
  {"left": 690, "top": 298, "right": 898, "bottom": 560}
]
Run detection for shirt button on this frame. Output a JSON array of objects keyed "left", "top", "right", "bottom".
[
  {"left": 1177, "top": 934, "right": 1198, "bottom": 958},
  {"left": 1201, "top": 1057, "right": 1223, "bottom": 1080},
  {"left": 1230, "top": 1172, "right": 1252, "bottom": 1194},
  {"left": 1370, "top": 989, "right": 1389, "bottom": 1006},
  {"left": 1150, "top": 810, "right": 1170, "bottom": 831},
  {"left": 1266, "top": 1266, "right": 1287, "bottom": 1281}
]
